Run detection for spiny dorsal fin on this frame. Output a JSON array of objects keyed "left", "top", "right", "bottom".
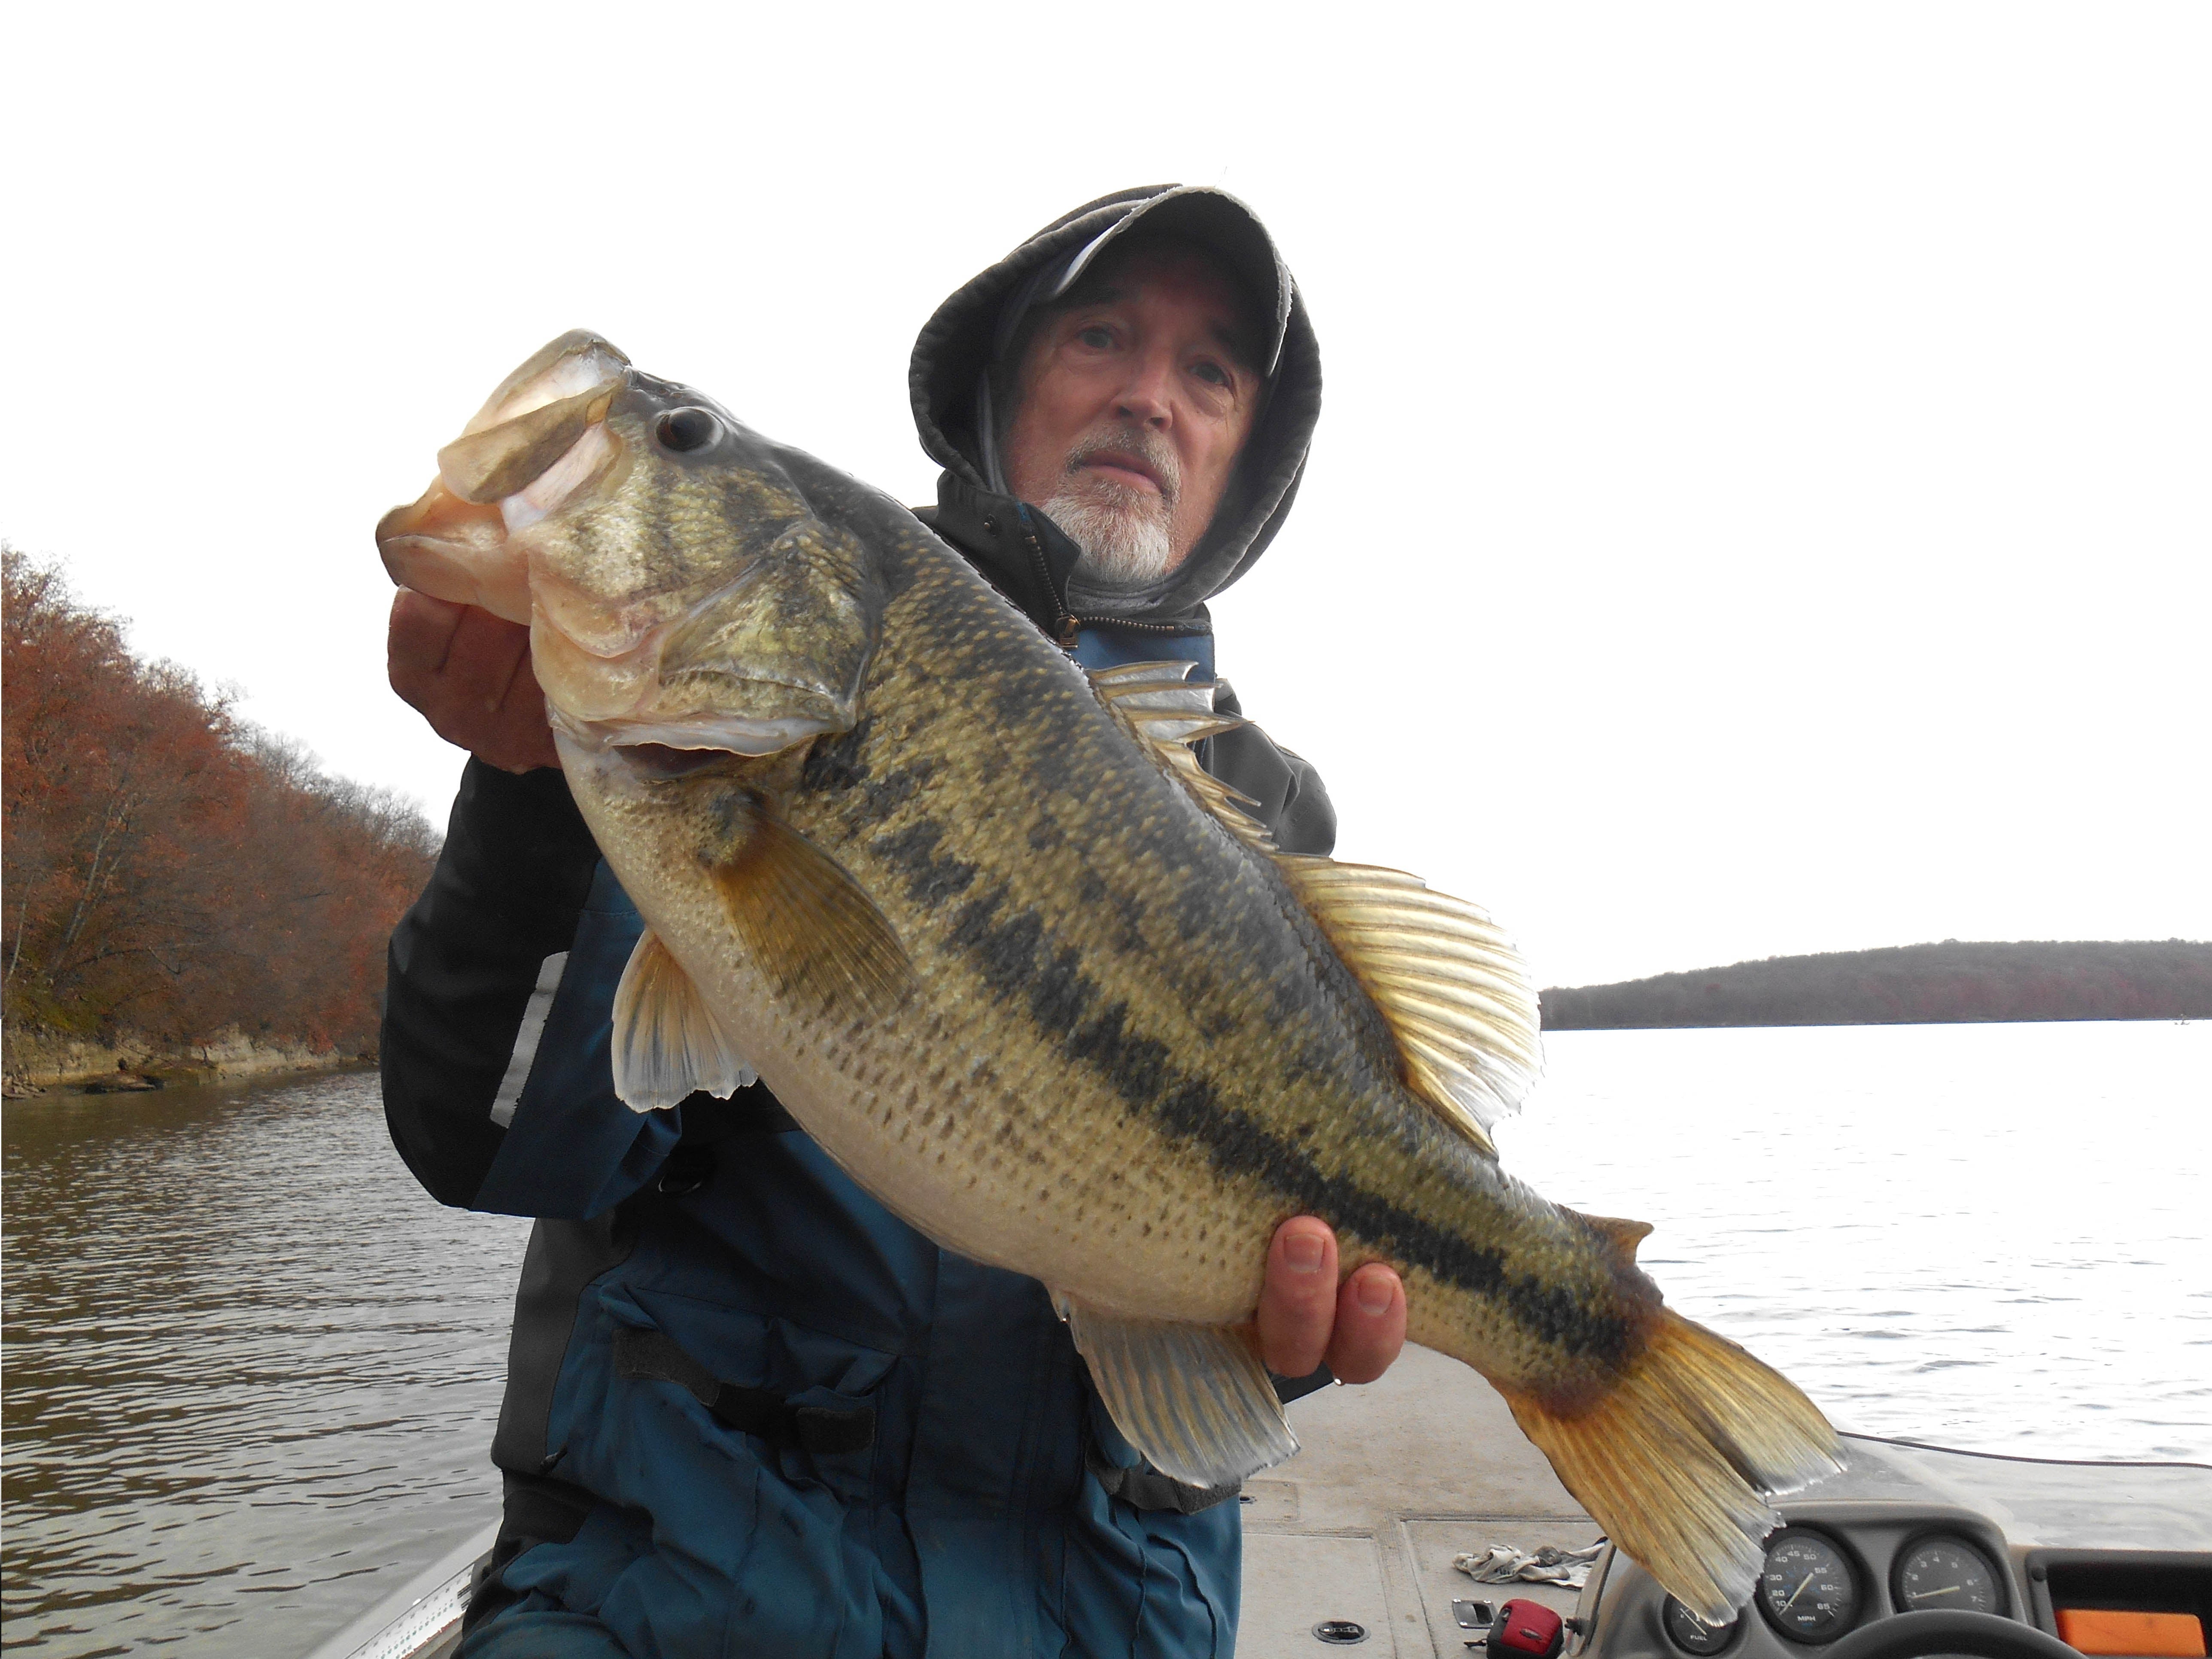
[
  {"left": 612, "top": 929, "right": 759, "bottom": 1112},
  {"left": 1088, "top": 661, "right": 1275, "bottom": 852},
  {"left": 1273, "top": 856, "right": 1541, "bottom": 1155}
]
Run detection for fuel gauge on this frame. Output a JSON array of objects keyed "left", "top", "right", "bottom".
[{"left": 1665, "top": 1597, "right": 1741, "bottom": 1654}]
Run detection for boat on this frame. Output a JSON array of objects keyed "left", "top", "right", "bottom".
[{"left": 307, "top": 1342, "right": 2211, "bottom": 1658}]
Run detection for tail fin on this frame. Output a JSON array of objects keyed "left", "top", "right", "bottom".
[{"left": 1503, "top": 1308, "right": 1841, "bottom": 1624}]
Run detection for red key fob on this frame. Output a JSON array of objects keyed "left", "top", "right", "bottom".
[{"left": 1488, "top": 1598, "right": 1566, "bottom": 1659}]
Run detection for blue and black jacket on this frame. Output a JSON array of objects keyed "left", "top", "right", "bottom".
[{"left": 380, "top": 185, "right": 1336, "bottom": 1658}]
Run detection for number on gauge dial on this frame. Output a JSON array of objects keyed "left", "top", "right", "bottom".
[
  {"left": 1893, "top": 1536, "right": 2004, "bottom": 1615},
  {"left": 1757, "top": 1530, "right": 1861, "bottom": 1644}
]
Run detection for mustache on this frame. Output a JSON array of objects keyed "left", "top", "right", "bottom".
[{"left": 1063, "top": 428, "right": 1181, "bottom": 503}]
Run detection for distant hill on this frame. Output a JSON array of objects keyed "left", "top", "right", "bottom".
[{"left": 1540, "top": 941, "right": 2212, "bottom": 1029}]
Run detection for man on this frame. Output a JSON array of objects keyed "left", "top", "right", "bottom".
[{"left": 383, "top": 185, "right": 1403, "bottom": 1657}]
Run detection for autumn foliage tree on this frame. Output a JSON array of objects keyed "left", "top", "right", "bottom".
[{"left": 3, "top": 549, "right": 438, "bottom": 1061}]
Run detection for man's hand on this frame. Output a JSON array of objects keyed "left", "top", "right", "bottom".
[
  {"left": 388, "top": 589, "right": 559, "bottom": 772},
  {"left": 1256, "top": 1217, "right": 1406, "bottom": 1385}
]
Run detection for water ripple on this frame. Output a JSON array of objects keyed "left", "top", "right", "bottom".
[
  {"left": 3, "top": 1072, "right": 527, "bottom": 1656},
  {"left": 1495, "top": 1021, "right": 2211, "bottom": 1466},
  {"left": 3, "top": 1025, "right": 2206, "bottom": 1653}
]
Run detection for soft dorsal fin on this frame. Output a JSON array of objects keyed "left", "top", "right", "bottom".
[
  {"left": 1088, "top": 663, "right": 1541, "bottom": 1154},
  {"left": 1273, "top": 856, "right": 1541, "bottom": 1155},
  {"left": 1088, "top": 661, "right": 1275, "bottom": 852}
]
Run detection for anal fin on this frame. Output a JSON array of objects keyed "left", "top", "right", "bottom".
[
  {"left": 1060, "top": 1297, "right": 1299, "bottom": 1489},
  {"left": 611, "top": 929, "right": 758, "bottom": 1112}
]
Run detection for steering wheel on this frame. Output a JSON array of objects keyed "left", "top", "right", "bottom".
[{"left": 1819, "top": 1610, "right": 2080, "bottom": 1659}]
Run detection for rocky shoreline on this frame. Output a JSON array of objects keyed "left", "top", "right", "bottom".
[{"left": 1, "top": 1029, "right": 368, "bottom": 1098}]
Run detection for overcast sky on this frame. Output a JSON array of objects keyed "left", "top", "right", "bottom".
[{"left": 6, "top": 3, "right": 2205, "bottom": 988}]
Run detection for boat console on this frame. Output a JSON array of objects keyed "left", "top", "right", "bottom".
[
  {"left": 1239, "top": 1348, "right": 2209, "bottom": 1659},
  {"left": 308, "top": 1342, "right": 2210, "bottom": 1659}
]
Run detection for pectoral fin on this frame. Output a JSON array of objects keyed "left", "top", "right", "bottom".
[
  {"left": 1060, "top": 1297, "right": 1299, "bottom": 1489},
  {"left": 611, "top": 929, "right": 757, "bottom": 1112},
  {"left": 711, "top": 802, "right": 915, "bottom": 1023}
]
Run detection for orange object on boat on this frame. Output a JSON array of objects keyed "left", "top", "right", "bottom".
[{"left": 2054, "top": 1609, "right": 2207, "bottom": 1658}]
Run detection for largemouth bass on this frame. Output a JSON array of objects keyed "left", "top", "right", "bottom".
[{"left": 378, "top": 331, "right": 1839, "bottom": 1622}]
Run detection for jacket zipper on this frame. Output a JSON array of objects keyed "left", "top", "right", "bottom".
[
  {"left": 1020, "top": 524, "right": 1082, "bottom": 647},
  {"left": 1067, "top": 615, "right": 1190, "bottom": 634},
  {"left": 1019, "top": 524, "right": 1206, "bottom": 648}
]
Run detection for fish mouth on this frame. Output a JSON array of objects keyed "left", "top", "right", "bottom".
[
  {"left": 377, "top": 331, "right": 633, "bottom": 623},
  {"left": 549, "top": 707, "right": 839, "bottom": 759}
]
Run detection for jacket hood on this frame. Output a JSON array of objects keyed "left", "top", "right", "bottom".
[{"left": 910, "top": 185, "right": 1322, "bottom": 622}]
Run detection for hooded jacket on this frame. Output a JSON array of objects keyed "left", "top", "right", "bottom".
[
  {"left": 911, "top": 184, "right": 1324, "bottom": 635},
  {"left": 382, "top": 187, "right": 1337, "bottom": 1659},
  {"left": 909, "top": 183, "right": 1335, "bottom": 854}
]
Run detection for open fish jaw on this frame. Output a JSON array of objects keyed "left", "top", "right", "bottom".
[{"left": 377, "top": 332, "right": 875, "bottom": 759}]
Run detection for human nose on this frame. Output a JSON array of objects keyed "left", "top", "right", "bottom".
[{"left": 1111, "top": 346, "right": 1178, "bottom": 428}]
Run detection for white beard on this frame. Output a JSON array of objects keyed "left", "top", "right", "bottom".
[{"left": 1042, "top": 481, "right": 1177, "bottom": 589}]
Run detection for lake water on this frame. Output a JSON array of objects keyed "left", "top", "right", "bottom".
[{"left": 2, "top": 1022, "right": 2205, "bottom": 1655}]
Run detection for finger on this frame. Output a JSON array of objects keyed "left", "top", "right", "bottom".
[
  {"left": 1324, "top": 1262, "right": 1406, "bottom": 1385},
  {"left": 481, "top": 649, "right": 559, "bottom": 773},
  {"left": 443, "top": 604, "right": 536, "bottom": 714},
  {"left": 387, "top": 590, "right": 554, "bottom": 766},
  {"left": 1255, "top": 1216, "right": 1338, "bottom": 1379},
  {"left": 387, "top": 588, "right": 467, "bottom": 686}
]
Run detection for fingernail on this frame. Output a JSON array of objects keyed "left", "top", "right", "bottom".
[
  {"left": 1284, "top": 1232, "right": 1325, "bottom": 1273},
  {"left": 1356, "top": 1273, "right": 1393, "bottom": 1317}
]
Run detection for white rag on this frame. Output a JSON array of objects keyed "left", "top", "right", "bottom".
[{"left": 1452, "top": 1543, "right": 1606, "bottom": 1589}]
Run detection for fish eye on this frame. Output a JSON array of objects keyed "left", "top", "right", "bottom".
[{"left": 656, "top": 407, "right": 722, "bottom": 453}]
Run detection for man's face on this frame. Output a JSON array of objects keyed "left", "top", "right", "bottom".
[{"left": 1000, "top": 243, "right": 1263, "bottom": 586}]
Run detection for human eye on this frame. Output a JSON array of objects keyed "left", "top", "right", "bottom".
[
  {"left": 1191, "top": 359, "right": 1233, "bottom": 390},
  {"left": 1075, "top": 324, "right": 1115, "bottom": 349}
]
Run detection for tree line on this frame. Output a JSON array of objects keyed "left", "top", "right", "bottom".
[
  {"left": 1541, "top": 939, "right": 2212, "bottom": 1029},
  {"left": 3, "top": 550, "right": 439, "bottom": 1067}
]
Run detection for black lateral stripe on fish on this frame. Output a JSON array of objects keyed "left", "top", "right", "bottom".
[
  {"left": 934, "top": 866, "right": 1636, "bottom": 1358},
  {"left": 377, "top": 331, "right": 1844, "bottom": 1626}
]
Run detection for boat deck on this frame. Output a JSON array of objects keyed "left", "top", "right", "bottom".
[
  {"left": 1244, "top": 1344, "right": 1595, "bottom": 1656},
  {"left": 307, "top": 1343, "right": 2212, "bottom": 1659}
]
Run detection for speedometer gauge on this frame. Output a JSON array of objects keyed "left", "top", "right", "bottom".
[
  {"left": 1757, "top": 1529, "right": 1862, "bottom": 1644},
  {"left": 1893, "top": 1536, "right": 2005, "bottom": 1615}
]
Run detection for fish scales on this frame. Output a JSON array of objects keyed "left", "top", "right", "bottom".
[
  {"left": 378, "top": 331, "right": 1843, "bottom": 1624},
  {"left": 583, "top": 496, "right": 1644, "bottom": 1392}
]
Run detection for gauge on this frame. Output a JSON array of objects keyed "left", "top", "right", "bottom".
[
  {"left": 1757, "top": 1529, "right": 1862, "bottom": 1644},
  {"left": 1893, "top": 1536, "right": 2005, "bottom": 1616},
  {"left": 1665, "top": 1597, "right": 1741, "bottom": 1654}
]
